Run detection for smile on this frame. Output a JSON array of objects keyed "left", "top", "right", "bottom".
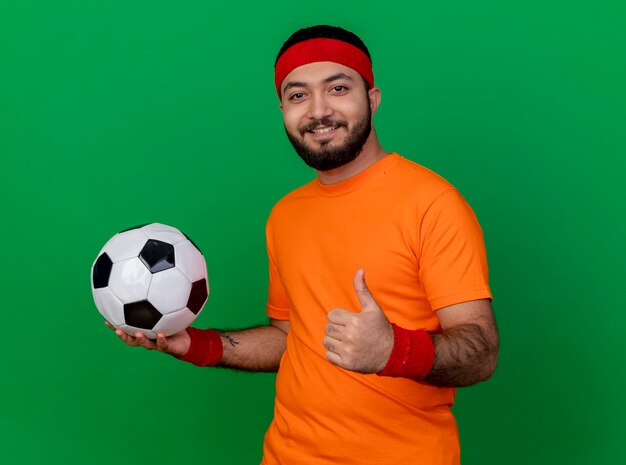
[
  {"left": 310, "top": 126, "right": 338, "bottom": 134},
  {"left": 305, "top": 125, "right": 344, "bottom": 140}
]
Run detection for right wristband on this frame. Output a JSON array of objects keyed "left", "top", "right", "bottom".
[
  {"left": 377, "top": 323, "right": 435, "bottom": 380},
  {"left": 176, "top": 327, "right": 223, "bottom": 367}
]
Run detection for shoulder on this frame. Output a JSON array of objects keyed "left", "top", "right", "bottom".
[
  {"left": 392, "top": 156, "right": 482, "bottom": 227},
  {"left": 387, "top": 153, "right": 458, "bottom": 204},
  {"left": 267, "top": 178, "right": 317, "bottom": 223},
  {"left": 392, "top": 154, "right": 452, "bottom": 185}
]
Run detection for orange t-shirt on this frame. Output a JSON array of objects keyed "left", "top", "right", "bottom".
[{"left": 262, "top": 153, "right": 492, "bottom": 465}]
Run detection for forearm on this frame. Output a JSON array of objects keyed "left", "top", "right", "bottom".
[
  {"left": 216, "top": 325, "right": 287, "bottom": 372},
  {"left": 423, "top": 322, "right": 499, "bottom": 387}
]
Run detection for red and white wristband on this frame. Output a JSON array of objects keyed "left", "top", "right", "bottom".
[
  {"left": 176, "top": 327, "right": 223, "bottom": 367},
  {"left": 376, "top": 323, "right": 435, "bottom": 380}
]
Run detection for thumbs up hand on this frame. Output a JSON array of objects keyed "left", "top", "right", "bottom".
[{"left": 324, "top": 269, "right": 394, "bottom": 374}]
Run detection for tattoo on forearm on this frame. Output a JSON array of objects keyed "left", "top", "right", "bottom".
[{"left": 223, "top": 334, "right": 239, "bottom": 348}]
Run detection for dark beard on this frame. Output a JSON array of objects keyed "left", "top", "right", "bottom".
[{"left": 285, "top": 108, "right": 372, "bottom": 172}]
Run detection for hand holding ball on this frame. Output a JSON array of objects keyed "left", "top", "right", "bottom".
[{"left": 91, "top": 223, "right": 209, "bottom": 339}]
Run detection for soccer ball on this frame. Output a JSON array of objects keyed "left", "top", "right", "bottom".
[{"left": 91, "top": 223, "right": 209, "bottom": 339}]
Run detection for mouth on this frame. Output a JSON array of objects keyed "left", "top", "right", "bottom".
[{"left": 305, "top": 124, "right": 343, "bottom": 140}]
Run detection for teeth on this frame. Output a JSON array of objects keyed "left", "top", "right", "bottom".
[{"left": 311, "top": 126, "right": 336, "bottom": 134}]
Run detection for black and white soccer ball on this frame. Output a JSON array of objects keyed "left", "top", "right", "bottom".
[{"left": 91, "top": 223, "right": 209, "bottom": 339}]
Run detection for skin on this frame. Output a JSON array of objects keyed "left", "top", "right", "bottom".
[
  {"left": 280, "top": 61, "right": 387, "bottom": 184},
  {"left": 323, "top": 270, "right": 498, "bottom": 386},
  {"left": 108, "top": 60, "right": 499, "bottom": 386},
  {"left": 106, "top": 319, "right": 288, "bottom": 372}
]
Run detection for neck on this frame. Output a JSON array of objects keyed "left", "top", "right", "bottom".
[{"left": 316, "top": 129, "right": 388, "bottom": 185}]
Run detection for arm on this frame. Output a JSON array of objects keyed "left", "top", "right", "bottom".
[
  {"left": 107, "top": 318, "right": 290, "bottom": 372},
  {"left": 324, "top": 271, "right": 498, "bottom": 387},
  {"left": 218, "top": 319, "right": 290, "bottom": 371},
  {"left": 424, "top": 299, "right": 499, "bottom": 387}
]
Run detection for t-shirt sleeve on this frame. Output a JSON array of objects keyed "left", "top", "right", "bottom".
[
  {"left": 418, "top": 189, "right": 492, "bottom": 311},
  {"left": 266, "top": 218, "right": 291, "bottom": 320}
]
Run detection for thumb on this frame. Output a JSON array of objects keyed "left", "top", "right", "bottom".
[{"left": 354, "top": 269, "right": 380, "bottom": 313}]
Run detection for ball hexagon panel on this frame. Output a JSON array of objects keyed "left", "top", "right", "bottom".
[
  {"left": 147, "top": 267, "right": 191, "bottom": 315},
  {"left": 124, "top": 300, "right": 162, "bottom": 330},
  {"left": 108, "top": 257, "right": 152, "bottom": 303},
  {"left": 152, "top": 307, "right": 197, "bottom": 336},
  {"left": 139, "top": 239, "right": 175, "bottom": 273},
  {"left": 174, "top": 240, "right": 208, "bottom": 283},
  {"left": 92, "top": 253, "right": 113, "bottom": 289},
  {"left": 101, "top": 228, "right": 149, "bottom": 262},
  {"left": 93, "top": 287, "right": 125, "bottom": 326},
  {"left": 188, "top": 278, "right": 209, "bottom": 315},
  {"left": 141, "top": 223, "right": 187, "bottom": 245}
]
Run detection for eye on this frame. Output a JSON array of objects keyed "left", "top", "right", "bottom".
[
  {"left": 289, "top": 92, "right": 305, "bottom": 101},
  {"left": 330, "top": 85, "right": 349, "bottom": 94}
]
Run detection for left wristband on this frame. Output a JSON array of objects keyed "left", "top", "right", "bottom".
[
  {"left": 377, "top": 323, "right": 435, "bottom": 380},
  {"left": 176, "top": 327, "right": 223, "bottom": 367}
]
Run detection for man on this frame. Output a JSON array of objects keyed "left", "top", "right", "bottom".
[{"left": 110, "top": 25, "right": 499, "bottom": 464}]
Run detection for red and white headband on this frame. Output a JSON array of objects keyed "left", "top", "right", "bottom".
[{"left": 274, "top": 38, "right": 374, "bottom": 98}]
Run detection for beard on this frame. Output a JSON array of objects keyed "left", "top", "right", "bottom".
[{"left": 285, "top": 106, "right": 372, "bottom": 172}]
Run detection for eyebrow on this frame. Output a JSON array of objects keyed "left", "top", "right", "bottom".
[
  {"left": 282, "top": 81, "right": 307, "bottom": 93},
  {"left": 323, "top": 73, "right": 354, "bottom": 84},
  {"left": 282, "top": 73, "right": 355, "bottom": 94}
]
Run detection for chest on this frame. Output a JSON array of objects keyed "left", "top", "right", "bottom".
[{"left": 272, "top": 192, "right": 428, "bottom": 321}]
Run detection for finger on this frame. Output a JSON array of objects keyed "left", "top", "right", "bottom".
[
  {"left": 135, "top": 332, "right": 157, "bottom": 350},
  {"left": 156, "top": 333, "right": 169, "bottom": 352},
  {"left": 353, "top": 269, "right": 379, "bottom": 313},
  {"left": 324, "top": 323, "right": 345, "bottom": 341},
  {"left": 115, "top": 328, "right": 139, "bottom": 346},
  {"left": 323, "top": 335, "right": 342, "bottom": 354},
  {"left": 110, "top": 324, "right": 140, "bottom": 347},
  {"left": 327, "top": 308, "right": 353, "bottom": 325},
  {"left": 325, "top": 350, "right": 344, "bottom": 367}
]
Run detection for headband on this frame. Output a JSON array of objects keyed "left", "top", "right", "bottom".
[{"left": 274, "top": 38, "right": 374, "bottom": 98}]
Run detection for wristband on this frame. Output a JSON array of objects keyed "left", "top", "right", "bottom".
[
  {"left": 377, "top": 323, "right": 435, "bottom": 380},
  {"left": 176, "top": 327, "right": 223, "bottom": 367}
]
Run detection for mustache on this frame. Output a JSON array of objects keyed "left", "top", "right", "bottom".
[{"left": 299, "top": 117, "right": 347, "bottom": 135}]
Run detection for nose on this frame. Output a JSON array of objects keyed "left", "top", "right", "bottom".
[{"left": 307, "top": 92, "right": 333, "bottom": 120}]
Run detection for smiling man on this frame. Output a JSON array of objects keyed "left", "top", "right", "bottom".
[{"left": 110, "top": 25, "right": 499, "bottom": 465}]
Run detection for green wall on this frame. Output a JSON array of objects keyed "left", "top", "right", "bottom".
[{"left": 1, "top": 1, "right": 624, "bottom": 463}]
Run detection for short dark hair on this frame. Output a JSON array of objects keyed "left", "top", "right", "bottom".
[{"left": 275, "top": 25, "right": 371, "bottom": 66}]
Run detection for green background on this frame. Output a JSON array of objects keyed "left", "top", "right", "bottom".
[{"left": 1, "top": 0, "right": 624, "bottom": 463}]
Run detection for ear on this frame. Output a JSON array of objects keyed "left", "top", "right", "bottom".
[{"left": 368, "top": 86, "right": 381, "bottom": 115}]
